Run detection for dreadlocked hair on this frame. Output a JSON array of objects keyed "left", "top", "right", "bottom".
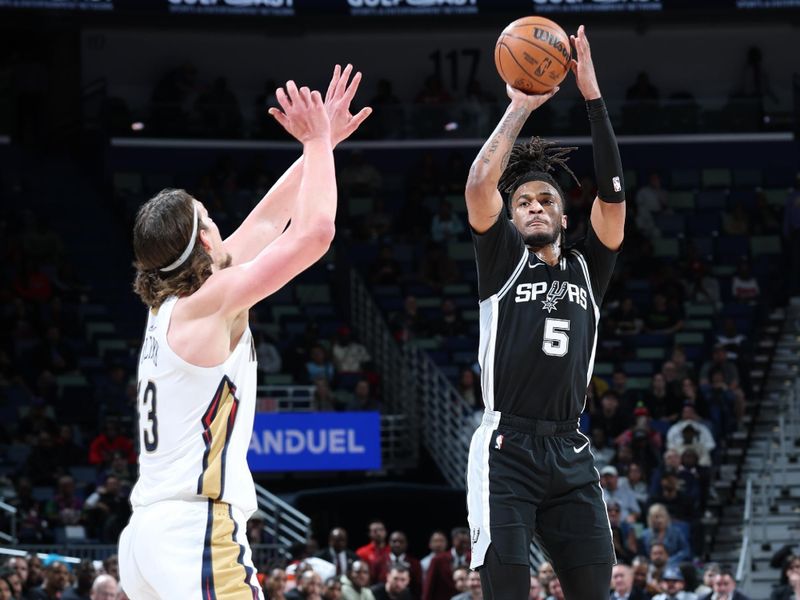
[{"left": 498, "top": 137, "right": 580, "bottom": 194}]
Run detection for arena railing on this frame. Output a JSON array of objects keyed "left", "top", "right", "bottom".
[
  {"left": 350, "top": 270, "right": 420, "bottom": 466},
  {"left": 254, "top": 483, "right": 311, "bottom": 549},
  {"left": 735, "top": 477, "right": 753, "bottom": 590},
  {"left": 0, "top": 501, "right": 17, "bottom": 544}
]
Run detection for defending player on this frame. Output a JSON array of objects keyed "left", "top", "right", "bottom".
[
  {"left": 118, "top": 66, "right": 370, "bottom": 599},
  {"left": 464, "top": 26, "right": 625, "bottom": 599}
]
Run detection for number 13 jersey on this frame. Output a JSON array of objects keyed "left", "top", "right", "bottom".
[
  {"left": 130, "top": 296, "right": 258, "bottom": 517},
  {"left": 473, "top": 217, "right": 618, "bottom": 422}
]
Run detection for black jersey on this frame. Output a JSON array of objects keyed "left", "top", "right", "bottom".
[{"left": 472, "top": 216, "right": 618, "bottom": 421}]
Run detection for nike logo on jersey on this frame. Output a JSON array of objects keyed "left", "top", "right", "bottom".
[
  {"left": 573, "top": 441, "right": 589, "bottom": 453},
  {"left": 528, "top": 261, "right": 544, "bottom": 269}
]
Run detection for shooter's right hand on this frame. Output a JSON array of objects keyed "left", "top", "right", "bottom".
[{"left": 506, "top": 83, "right": 560, "bottom": 112}]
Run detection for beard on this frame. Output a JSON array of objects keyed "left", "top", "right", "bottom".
[{"left": 522, "top": 226, "right": 560, "bottom": 248}]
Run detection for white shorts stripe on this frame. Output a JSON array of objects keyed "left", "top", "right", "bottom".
[{"left": 466, "top": 410, "right": 501, "bottom": 570}]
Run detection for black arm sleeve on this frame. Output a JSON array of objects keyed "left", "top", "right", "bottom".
[
  {"left": 471, "top": 216, "right": 526, "bottom": 302},
  {"left": 587, "top": 97, "right": 625, "bottom": 203},
  {"left": 577, "top": 222, "right": 619, "bottom": 304}
]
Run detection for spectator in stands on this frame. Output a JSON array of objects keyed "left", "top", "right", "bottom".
[
  {"left": 62, "top": 559, "right": 95, "bottom": 600},
  {"left": 770, "top": 555, "right": 800, "bottom": 600},
  {"left": 433, "top": 299, "right": 466, "bottom": 338},
  {"left": 611, "top": 564, "right": 649, "bottom": 600},
  {"left": 722, "top": 201, "right": 750, "bottom": 236},
  {"left": 617, "top": 406, "right": 663, "bottom": 456},
  {"left": 316, "top": 528, "right": 358, "bottom": 577},
  {"left": 44, "top": 475, "right": 83, "bottom": 529},
  {"left": 371, "top": 565, "right": 411, "bottom": 600},
  {"left": 699, "top": 346, "right": 740, "bottom": 389},
  {"left": 25, "top": 431, "right": 66, "bottom": 485},
  {"left": 362, "top": 198, "right": 393, "bottom": 242},
  {"left": 694, "top": 564, "right": 719, "bottom": 597},
  {"left": 537, "top": 562, "right": 555, "bottom": 592},
  {"left": 697, "top": 567, "right": 749, "bottom": 600},
  {"left": 639, "top": 504, "right": 691, "bottom": 565},
  {"left": 54, "top": 425, "right": 85, "bottom": 470},
  {"left": 89, "top": 574, "right": 118, "bottom": 600},
  {"left": 635, "top": 172, "right": 668, "bottom": 238},
  {"left": 27, "top": 561, "right": 68, "bottom": 600},
  {"left": 0, "top": 574, "right": 11, "bottom": 600},
  {"left": 588, "top": 429, "right": 616, "bottom": 471},
  {"left": 669, "top": 348, "right": 694, "bottom": 383},
  {"left": 84, "top": 475, "right": 130, "bottom": 542},
  {"left": 374, "top": 531, "right": 422, "bottom": 598},
  {"left": 195, "top": 76, "right": 243, "bottom": 138},
  {"left": 256, "top": 333, "right": 283, "bottom": 376},
  {"left": 324, "top": 577, "right": 343, "bottom": 600},
  {"left": 601, "top": 466, "right": 641, "bottom": 523},
  {"left": 422, "top": 527, "right": 469, "bottom": 600},
  {"left": 430, "top": 201, "right": 464, "bottom": 244},
  {"left": 667, "top": 404, "right": 715, "bottom": 457},
  {"left": 26, "top": 555, "right": 44, "bottom": 593},
  {"left": 594, "top": 390, "right": 630, "bottom": 440},
  {"left": 683, "top": 262, "right": 721, "bottom": 311},
  {"left": 333, "top": 328, "right": 371, "bottom": 375},
  {"left": 644, "top": 373, "right": 682, "bottom": 426},
  {"left": 715, "top": 319, "right": 748, "bottom": 364},
  {"left": 391, "top": 296, "right": 429, "bottom": 342},
  {"left": 341, "top": 560, "right": 374, "bottom": 600},
  {"left": 33, "top": 325, "right": 75, "bottom": 375},
  {"left": 288, "top": 570, "right": 324, "bottom": 600},
  {"left": 699, "top": 369, "right": 738, "bottom": 439},
  {"left": 610, "top": 297, "right": 644, "bottom": 336},
  {"left": 5, "top": 558, "right": 27, "bottom": 594},
  {"left": 648, "top": 545, "right": 670, "bottom": 583},
  {"left": 417, "top": 242, "right": 459, "bottom": 291},
  {"left": 546, "top": 577, "right": 565, "bottom": 600},
  {"left": 265, "top": 568, "right": 288, "bottom": 600},
  {"left": 313, "top": 378, "right": 338, "bottom": 411},
  {"left": 652, "top": 567, "right": 696, "bottom": 600},
  {"left": 340, "top": 151, "right": 383, "bottom": 199},
  {"left": 88, "top": 418, "right": 136, "bottom": 466},
  {"left": 456, "top": 368, "right": 482, "bottom": 411},
  {"left": 644, "top": 293, "right": 684, "bottom": 334},
  {"left": 608, "top": 501, "right": 638, "bottom": 564},
  {"left": 611, "top": 369, "right": 641, "bottom": 413},
  {"left": 529, "top": 573, "right": 544, "bottom": 600},
  {"left": 420, "top": 531, "right": 447, "bottom": 579},
  {"left": 97, "top": 450, "right": 135, "bottom": 492},
  {"left": 649, "top": 473, "right": 696, "bottom": 523},
  {"left": 731, "top": 259, "right": 760, "bottom": 303},
  {"left": 452, "top": 566, "right": 469, "bottom": 594},
  {"left": 356, "top": 520, "right": 390, "bottom": 583},
  {"left": 621, "top": 462, "right": 649, "bottom": 512},
  {"left": 306, "top": 344, "right": 336, "bottom": 386},
  {"left": 2, "top": 569, "right": 22, "bottom": 600},
  {"left": 348, "top": 380, "right": 380, "bottom": 412},
  {"left": 451, "top": 570, "right": 481, "bottom": 600},
  {"left": 370, "top": 246, "right": 404, "bottom": 286}
]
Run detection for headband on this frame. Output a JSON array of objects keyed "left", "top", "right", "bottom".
[
  {"left": 159, "top": 203, "right": 199, "bottom": 273},
  {"left": 508, "top": 170, "right": 558, "bottom": 194}
]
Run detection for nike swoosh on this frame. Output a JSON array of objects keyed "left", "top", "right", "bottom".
[
  {"left": 573, "top": 442, "right": 589, "bottom": 453},
  {"left": 528, "top": 261, "right": 544, "bottom": 269}
]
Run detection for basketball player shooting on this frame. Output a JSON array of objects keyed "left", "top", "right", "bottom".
[
  {"left": 118, "top": 65, "right": 370, "bottom": 599},
  {"left": 464, "top": 26, "right": 625, "bottom": 600}
]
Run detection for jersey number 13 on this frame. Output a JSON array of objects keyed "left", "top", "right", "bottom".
[{"left": 138, "top": 380, "right": 159, "bottom": 452}]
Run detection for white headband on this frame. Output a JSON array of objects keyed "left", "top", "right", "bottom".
[{"left": 159, "top": 203, "right": 199, "bottom": 273}]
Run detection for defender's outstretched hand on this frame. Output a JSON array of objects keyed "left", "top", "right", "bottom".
[
  {"left": 269, "top": 81, "right": 331, "bottom": 144},
  {"left": 569, "top": 25, "right": 601, "bottom": 101},
  {"left": 505, "top": 83, "right": 560, "bottom": 112},
  {"left": 325, "top": 64, "right": 372, "bottom": 146}
]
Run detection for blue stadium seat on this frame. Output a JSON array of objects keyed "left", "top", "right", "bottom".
[
  {"left": 695, "top": 190, "right": 728, "bottom": 211},
  {"left": 686, "top": 214, "right": 721, "bottom": 236},
  {"left": 715, "top": 236, "right": 749, "bottom": 262},
  {"left": 655, "top": 214, "right": 686, "bottom": 237}
]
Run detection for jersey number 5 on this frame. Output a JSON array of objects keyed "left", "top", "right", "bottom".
[
  {"left": 139, "top": 381, "right": 159, "bottom": 452},
  {"left": 543, "top": 318, "right": 570, "bottom": 357}
]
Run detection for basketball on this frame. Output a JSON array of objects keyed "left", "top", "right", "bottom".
[{"left": 494, "top": 16, "right": 571, "bottom": 94}]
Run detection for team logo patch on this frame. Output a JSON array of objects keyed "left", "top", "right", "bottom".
[
  {"left": 494, "top": 434, "right": 504, "bottom": 450},
  {"left": 542, "top": 281, "right": 569, "bottom": 313},
  {"left": 472, "top": 528, "right": 480, "bottom": 544}
]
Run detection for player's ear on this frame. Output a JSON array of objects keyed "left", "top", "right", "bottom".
[
  {"left": 562, "top": 214, "right": 568, "bottom": 229},
  {"left": 198, "top": 227, "right": 213, "bottom": 253}
]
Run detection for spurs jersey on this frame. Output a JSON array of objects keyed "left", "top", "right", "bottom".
[
  {"left": 130, "top": 296, "right": 258, "bottom": 517},
  {"left": 473, "top": 217, "right": 617, "bottom": 421}
]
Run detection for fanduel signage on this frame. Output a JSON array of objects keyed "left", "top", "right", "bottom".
[{"left": 248, "top": 412, "right": 381, "bottom": 472}]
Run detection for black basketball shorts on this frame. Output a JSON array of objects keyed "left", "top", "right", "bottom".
[{"left": 466, "top": 409, "right": 616, "bottom": 573}]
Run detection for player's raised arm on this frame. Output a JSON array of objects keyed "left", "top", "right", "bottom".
[
  {"left": 570, "top": 24, "right": 626, "bottom": 251},
  {"left": 465, "top": 84, "right": 559, "bottom": 233},
  {"left": 222, "top": 64, "right": 371, "bottom": 265},
  {"left": 210, "top": 82, "right": 338, "bottom": 316}
]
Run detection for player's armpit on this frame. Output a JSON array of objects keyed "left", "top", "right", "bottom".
[{"left": 590, "top": 199, "right": 625, "bottom": 251}]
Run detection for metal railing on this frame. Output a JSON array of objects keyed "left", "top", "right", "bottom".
[
  {"left": 735, "top": 477, "right": 753, "bottom": 590},
  {"left": 254, "top": 483, "right": 310, "bottom": 550},
  {"left": 0, "top": 501, "right": 17, "bottom": 545},
  {"left": 350, "top": 270, "right": 419, "bottom": 466},
  {"left": 257, "top": 384, "right": 315, "bottom": 412}
]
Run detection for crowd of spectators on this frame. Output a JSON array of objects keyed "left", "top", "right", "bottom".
[{"left": 0, "top": 553, "right": 123, "bottom": 600}]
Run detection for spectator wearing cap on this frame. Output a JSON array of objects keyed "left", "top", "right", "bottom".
[
  {"left": 696, "top": 567, "right": 750, "bottom": 600},
  {"left": 601, "top": 466, "right": 641, "bottom": 523},
  {"left": 652, "top": 567, "right": 697, "bottom": 600},
  {"left": 639, "top": 504, "right": 691, "bottom": 566}
]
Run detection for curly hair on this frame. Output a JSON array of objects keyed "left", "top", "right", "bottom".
[
  {"left": 132, "top": 189, "right": 213, "bottom": 308},
  {"left": 498, "top": 136, "right": 579, "bottom": 201}
]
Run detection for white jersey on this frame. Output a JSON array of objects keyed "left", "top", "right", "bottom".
[{"left": 130, "top": 296, "right": 258, "bottom": 518}]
